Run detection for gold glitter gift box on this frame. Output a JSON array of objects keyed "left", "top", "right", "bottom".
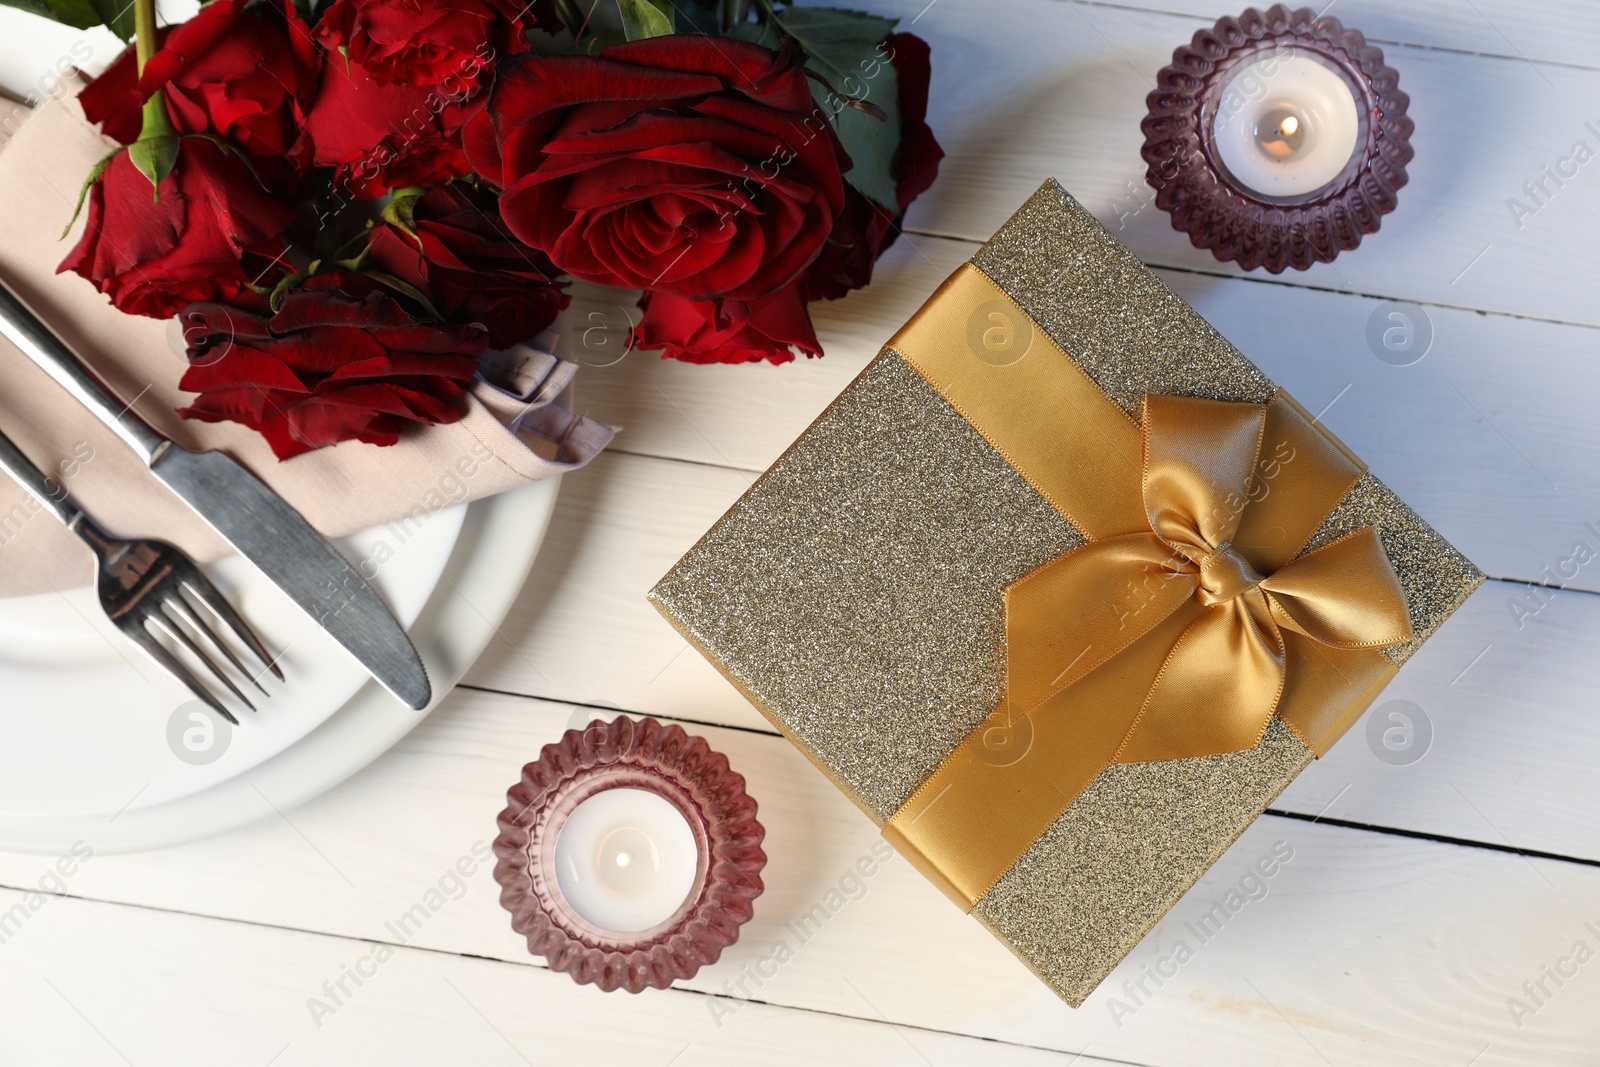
[{"left": 649, "top": 180, "right": 1482, "bottom": 1006}]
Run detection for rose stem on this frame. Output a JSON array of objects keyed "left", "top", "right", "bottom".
[{"left": 132, "top": 0, "right": 176, "bottom": 142}]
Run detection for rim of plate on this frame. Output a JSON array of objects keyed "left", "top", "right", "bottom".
[{"left": 0, "top": 475, "right": 560, "bottom": 854}]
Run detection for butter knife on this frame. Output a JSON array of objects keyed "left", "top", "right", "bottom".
[{"left": 0, "top": 280, "right": 431, "bottom": 711}]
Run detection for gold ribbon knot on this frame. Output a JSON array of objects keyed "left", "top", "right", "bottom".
[{"left": 881, "top": 264, "right": 1416, "bottom": 909}]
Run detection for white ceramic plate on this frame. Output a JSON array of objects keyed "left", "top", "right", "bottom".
[{"left": 0, "top": 476, "right": 558, "bottom": 853}]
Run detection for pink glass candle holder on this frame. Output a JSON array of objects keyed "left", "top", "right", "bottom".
[
  {"left": 493, "top": 715, "right": 766, "bottom": 993},
  {"left": 1140, "top": 4, "right": 1413, "bottom": 273}
]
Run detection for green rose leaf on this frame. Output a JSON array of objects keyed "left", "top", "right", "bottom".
[
  {"left": 61, "top": 144, "right": 119, "bottom": 238},
  {"left": 733, "top": 5, "right": 903, "bottom": 212},
  {"left": 670, "top": 0, "right": 725, "bottom": 33},
  {"left": 617, "top": 0, "right": 674, "bottom": 40},
  {"left": 127, "top": 133, "right": 179, "bottom": 201},
  {"left": 0, "top": 0, "right": 100, "bottom": 31},
  {"left": 361, "top": 270, "right": 446, "bottom": 321},
  {"left": 0, "top": 0, "right": 135, "bottom": 37},
  {"left": 380, "top": 189, "right": 423, "bottom": 234},
  {"left": 86, "top": 0, "right": 135, "bottom": 40},
  {"left": 267, "top": 270, "right": 309, "bottom": 314}
]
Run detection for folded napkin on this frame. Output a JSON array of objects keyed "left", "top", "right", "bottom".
[{"left": 0, "top": 82, "right": 613, "bottom": 598}]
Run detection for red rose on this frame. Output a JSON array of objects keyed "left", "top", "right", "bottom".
[
  {"left": 465, "top": 36, "right": 849, "bottom": 304},
  {"left": 366, "top": 184, "right": 570, "bottom": 350},
  {"left": 57, "top": 140, "right": 295, "bottom": 320},
  {"left": 883, "top": 34, "right": 944, "bottom": 214},
  {"left": 304, "top": 59, "right": 481, "bottom": 200},
  {"left": 315, "top": 0, "right": 557, "bottom": 87},
  {"left": 802, "top": 190, "right": 894, "bottom": 304},
  {"left": 176, "top": 273, "right": 486, "bottom": 459},
  {"left": 633, "top": 285, "right": 820, "bottom": 366},
  {"left": 805, "top": 33, "right": 943, "bottom": 301},
  {"left": 78, "top": 0, "right": 320, "bottom": 194}
]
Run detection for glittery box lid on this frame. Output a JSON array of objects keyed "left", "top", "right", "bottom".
[{"left": 649, "top": 180, "right": 1483, "bottom": 1006}]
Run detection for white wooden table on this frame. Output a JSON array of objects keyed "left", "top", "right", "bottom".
[{"left": 1, "top": 1, "right": 1597, "bottom": 1063}]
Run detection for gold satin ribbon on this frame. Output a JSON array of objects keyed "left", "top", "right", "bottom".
[{"left": 881, "top": 265, "right": 1413, "bottom": 909}]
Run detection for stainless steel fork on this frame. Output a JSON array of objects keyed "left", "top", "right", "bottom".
[{"left": 0, "top": 426, "right": 281, "bottom": 723}]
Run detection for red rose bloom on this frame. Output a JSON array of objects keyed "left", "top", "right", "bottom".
[
  {"left": 633, "top": 285, "right": 820, "bottom": 366},
  {"left": 465, "top": 36, "right": 849, "bottom": 304},
  {"left": 805, "top": 33, "right": 944, "bottom": 301},
  {"left": 881, "top": 34, "right": 944, "bottom": 214},
  {"left": 78, "top": 0, "right": 320, "bottom": 194},
  {"left": 58, "top": 140, "right": 295, "bottom": 320},
  {"left": 315, "top": 0, "right": 557, "bottom": 87},
  {"left": 802, "top": 190, "right": 892, "bottom": 303},
  {"left": 304, "top": 59, "right": 481, "bottom": 199},
  {"left": 176, "top": 273, "right": 486, "bottom": 459},
  {"left": 366, "top": 184, "right": 570, "bottom": 350}
]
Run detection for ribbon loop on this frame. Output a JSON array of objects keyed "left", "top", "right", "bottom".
[
  {"left": 1259, "top": 527, "right": 1414, "bottom": 649},
  {"left": 1142, "top": 393, "right": 1266, "bottom": 554}
]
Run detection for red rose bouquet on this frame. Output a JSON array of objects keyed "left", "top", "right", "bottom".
[{"left": 37, "top": 0, "right": 941, "bottom": 458}]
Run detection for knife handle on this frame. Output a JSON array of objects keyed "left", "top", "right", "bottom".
[
  {"left": 0, "top": 425, "right": 79, "bottom": 530},
  {"left": 0, "top": 281, "right": 171, "bottom": 466}
]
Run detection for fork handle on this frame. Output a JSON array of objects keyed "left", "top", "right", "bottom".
[
  {"left": 0, "top": 425, "right": 79, "bottom": 530},
  {"left": 0, "top": 280, "right": 171, "bottom": 466}
]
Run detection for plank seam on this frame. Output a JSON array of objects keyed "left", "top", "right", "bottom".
[
  {"left": 456, "top": 686, "right": 1600, "bottom": 868},
  {"left": 898, "top": 228, "right": 1600, "bottom": 333},
  {"left": 1264, "top": 809, "right": 1600, "bottom": 868},
  {"left": 0, "top": 882, "right": 1145, "bottom": 1066},
  {"left": 605, "top": 445, "right": 766, "bottom": 475},
  {"left": 1063, "top": 0, "right": 1600, "bottom": 74}
]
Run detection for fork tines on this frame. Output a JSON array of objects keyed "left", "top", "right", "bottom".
[{"left": 91, "top": 531, "right": 283, "bottom": 725}]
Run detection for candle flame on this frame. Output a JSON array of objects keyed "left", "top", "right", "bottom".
[
  {"left": 1279, "top": 115, "right": 1299, "bottom": 137},
  {"left": 615, "top": 851, "right": 632, "bottom": 867}
]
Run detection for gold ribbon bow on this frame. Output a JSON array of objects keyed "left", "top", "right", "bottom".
[
  {"left": 881, "top": 265, "right": 1414, "bottom": 909},
  {"left": 1006, "top": 393, "right": 1413, "bottom": 765}
]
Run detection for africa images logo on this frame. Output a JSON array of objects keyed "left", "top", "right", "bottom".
[{"left": 966, "top": 299, "right": 1034, "bottom": 367}]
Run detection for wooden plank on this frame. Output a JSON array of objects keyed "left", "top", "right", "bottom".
[
  {"left": 459, "top": 447, "right": 1600, "bottom": 861},
  {"left": 0, "top": 689, "right": 1592, "bottom": 1064},
  {"left": 563, "top": 236, "right": 1600, "bottom": 593},
  {"left": 0, "top": 883, "right": 1084, "bottom": 1067},
  {"left": 1151, "top": 268, "right": 1600, "bottom": 591},
  {"left": 1087, "top": 0, "right": 1600, "bottom": 71},
  {"left": 553, "top": 276, "right": 884, "bottom": 477},
  {"left": 460, "top": 451, "right": 760, "bottom": 722},
  {"left": 847, "top": 0, "right": 1600, "bottom": 326},
  {"left": 1274, "top": 572, "right": 1600, "bottom": 861}
]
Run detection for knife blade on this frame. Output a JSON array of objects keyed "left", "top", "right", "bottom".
[{"left": 0, "top": 280, "right": 431, "bottom": 711}]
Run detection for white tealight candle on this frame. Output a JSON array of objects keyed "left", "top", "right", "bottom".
[
  {"left": 1210, "top": 49, "right": 1360, "bottom": 200},
  {"left": 554, "top": 787, "right": 698, "bottom": 933}
]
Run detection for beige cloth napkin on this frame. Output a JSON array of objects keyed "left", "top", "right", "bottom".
[{"left": 0, "top": 82, "right": 613, "bottom": 597}]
